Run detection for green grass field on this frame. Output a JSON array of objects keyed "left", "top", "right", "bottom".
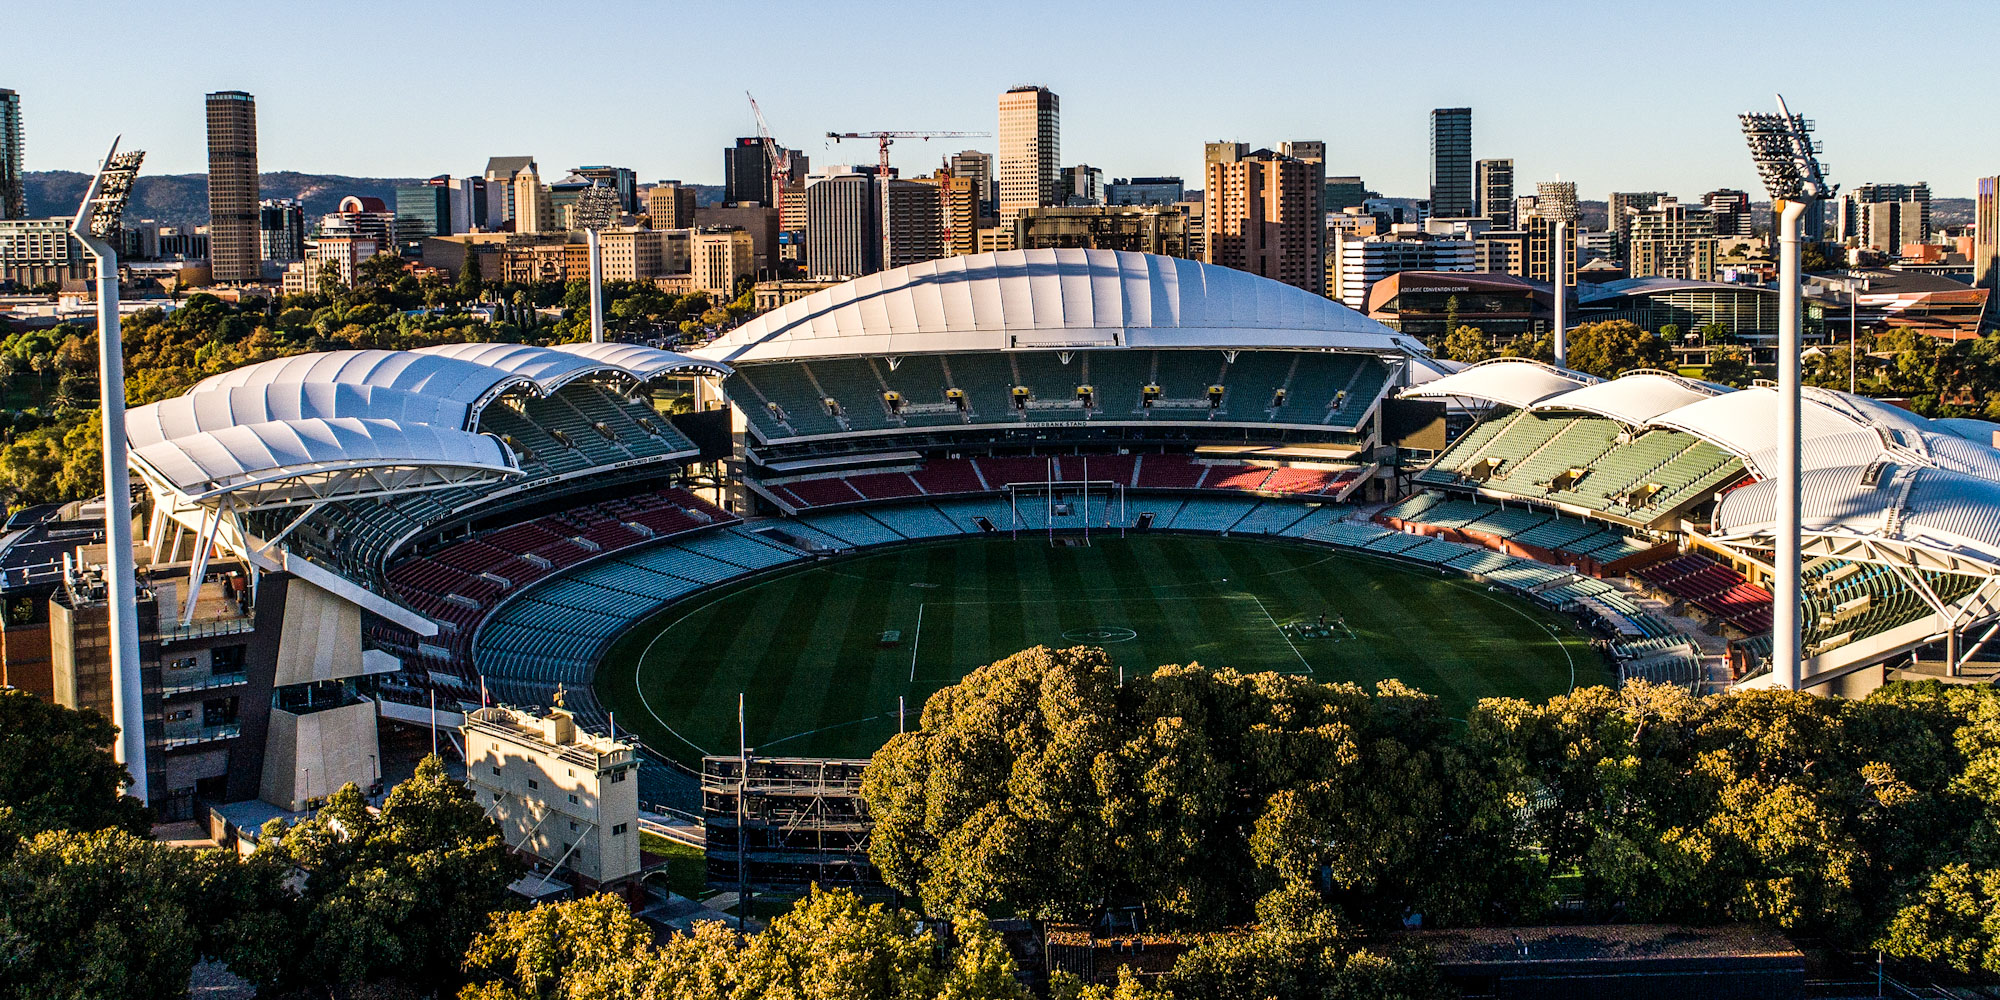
[{"left": 594, "top": 536, "right": 1610, "bottom": 766}]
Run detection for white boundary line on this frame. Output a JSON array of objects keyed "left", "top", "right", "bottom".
[
  {"left": 909, "top": 603, "right": 924, "bottom": 682},
  {"left": 1252, "top": 594, "right": 1315, "bottom": 675}
]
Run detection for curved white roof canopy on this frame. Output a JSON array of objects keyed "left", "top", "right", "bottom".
[
  {"left": 1399, "top": 358, "right": 1600, "bottom": 409},
  {"left": 688, "top": 248, "right": 1426, "bottom": 364},
  {"left": 1527, "top": 371, "right": 1723, "bottom": 426},
  {"left": 130, "top": 417, "right": 519, "bottom": 509},
  {"left": 1715, "top": 463, "right": 2000, "bottom": 569},
  {"left": 193, "top": 350, "right": 534, "bottom": 428},
  {"left": 1931, "top": 417, "right": 2000, "bottom": 445},
  {"left": 549, "top": 341, "right": 733, "bottom": 379},
  {"left": 1647, "top": 386, "right": 2000, "bottom": 481},
  {"left": 126, "top": 383, "right": 465, "bottom": 451}
]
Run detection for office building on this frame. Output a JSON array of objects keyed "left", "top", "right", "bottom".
[
  {"left": 1014, "top": 205, "right": 1190, "bottom": 257},
  {"left": 1473, "top": 229, "right": 1527, "bottom": 277},
  {"left": 484, "top": 156, "right": 536, "bottom": 226},
  {"left": 205, "top": 91, "right": 260, "bottom": 283},
  {"left": 0, "top": 216, "right": 88, "bottom": 286},
  {"left": 0, "top": 89, "right": 20, "bottom": 220},
  {"left": 573, "top": 165, "right": 638, "bottom": 214},
  {"left": 1840, "top": 182, "right": 1931, "bottom": 250},
  {"left": 948, "top": 150, "right": 996, "bottom": 215},
  {"left": 1977, "top": 177, "right": 1998, "bottom": 314},
  {"left": 1608, "top": 192, "right": 1667, "bottom": 250},
  {"left": 1476, "top": 159, "right": 1514, "bottom": 229},
  {"left": 1330, "top": 229, "right": 1474, "bottom": 311},
  {"left": 1627, "top": 198, "right": 1718, "bottom": 280},
  {"left": 512, "top": 166, "right": 552, "bottom": 234},
  {"left": 691, "top": 228, "right": 756, "bottom": 296},
  {"left": 463, "top": 705, "right": 641, "bottom": 889},
  {"left": 594, "top": 228, "right": 664, "bottom": 282},
  {"left": 725, "top": 138, "right": 772, "bottom": 207},
  {"left": 935, "top": 170, "right": 979, "bottom": 256},
  {"left": 1841, "top": 182, "right": 1930, "bottom": 252},
  {"left": 646, "top": 181, "right": 696, "bottom": 230},
  {"left": 1703, "top": 189, "right": 1754, "bottom": 238},
  {"left": 1428, "top": 108, "right": 1474, "bottom": 219},
  {"left": 1204, "top": 146, "right": 1324, "bottom": 294},
  {"left": 257, "top": 199, "right": 306, "bottom": 263},
  {"left": 690, "top": 205, "right": 779, "bottom": 274},
  {"left": 997, "top": 85, "right": 1060, "bottom": 218},
  {"left": 1061, "top": 165, "right": 1104, "bottom": 205},
  {"left": 394, "top": 177, "right": 453, "bottom": 239},
  {"left": 1106, "top": 176, "right": 1184, "bottom": 206},
  {"left": 885, "top": 179, "right": 945, "bottom": 269},
  {"left": 805, "top": 167, "right": 878, "bottom": 279},
  {"left": 1279, "top": 140, "right": 1325, "bottom": 164},
  {"left": 1325, "top": 176, "right": 1368, "bottom": 212}
]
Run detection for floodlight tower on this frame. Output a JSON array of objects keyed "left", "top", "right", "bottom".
[
  {"left": 572, "top": 181, "right": 621, "bottom": 344},
  {"left": 69, "top": 138, "right": 147, "bottom": 801},
  {"left": 1739, "top": 94, "right": 1834, "bottom": 691},
  {"left": 1552, "top": 217, "right": 1568, "bottom": 366}
]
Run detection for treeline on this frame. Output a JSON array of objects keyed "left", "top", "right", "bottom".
[
  {"left": 1439, "top": 318, "right": 2000, "bottom": 417},
  {"left": 862, "top": 646, "right": 2000, "bottom": 986}
]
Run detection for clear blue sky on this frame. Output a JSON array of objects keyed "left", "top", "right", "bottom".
[{"left": 13, "top": 0, "right": 1998, "bottom": 202}]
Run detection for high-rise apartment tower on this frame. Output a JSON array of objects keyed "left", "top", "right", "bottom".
[
  {"left": 1204, "top": 147, "right": 1324, "bottom": 295},
  {"left": 0, "top": 89, "right": 21, "bottom": 220},
  {"left": 1476, "top": 159, "right": 1514, "bottom": 228},
  {"left": 205, "top": 91, "right": 260, "bottom": 282}
]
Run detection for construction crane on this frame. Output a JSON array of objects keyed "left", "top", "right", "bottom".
[
  {"left": 826, "top": 129, "right": 989, "bottom": 269},
  {"left": 746, "top": 92, "right": 790, "bottom": 229}
]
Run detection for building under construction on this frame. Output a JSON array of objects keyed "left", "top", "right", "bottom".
[{"left": 702, "top": 756, "right": 882, "bottom": 891}]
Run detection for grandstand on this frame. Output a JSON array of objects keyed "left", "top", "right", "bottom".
[{"left": 1400, "top": 360, "right": 2000, "bottom": 692}]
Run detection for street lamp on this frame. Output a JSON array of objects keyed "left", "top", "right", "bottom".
[
  {"left": 69, "top": 138, "right": 147, "bottom": 802},
  {"left": 1740, "top": 94, "right": 1835, "bottom": 692},
  {"left": 572, "top": 181, "right": 621, "bottom": 345}
]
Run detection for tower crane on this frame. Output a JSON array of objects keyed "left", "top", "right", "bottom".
[
  {"left": 826, "top": 129, "right": 989, "bottom": 270},
  {"left": 746, "top": 92, "right": 790, "bottom": 230}
]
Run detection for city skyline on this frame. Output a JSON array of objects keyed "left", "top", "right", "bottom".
[{"left": 9, "top": 0, "right": 2000, "bottom": 202}]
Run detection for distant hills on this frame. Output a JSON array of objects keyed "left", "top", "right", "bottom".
[{"left": 22, "top": 172, "right": 729, "bottom": 230}]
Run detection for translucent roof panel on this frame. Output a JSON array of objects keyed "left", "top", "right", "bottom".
[
  {"left": 1646, "top": 387, "right": 1871, "bottom": 477},
  {"left": 130, "top": 417, "right": 518, "bottom": 506},
  {"left": 126, "top": 383, "right": 463, "bottom": 450},
  {"left": 1717, "top": 464, "right": 2000, "bottom": 567},
  {"left": 413, "top": 343, "right": 612, "bottom": 391},
  {"left": 1528, "top": 371, "right": 1723, "bottom": 426},
  {"left": 1399, "top": 358, "right": 1600, "bottom": 409},
  {"left": 688, "top": 249, "right": 1424, "bottom": 364},
  {"left": 548, "top": 341, "right": 733, "bottom": 379},
  {"left": 191, "top": 350, "right": 532, "bottom": 424}
]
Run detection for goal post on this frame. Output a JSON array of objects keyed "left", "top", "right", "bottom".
[{"left": 1002, "top": 479, "right": 1130, "bottom": 542}]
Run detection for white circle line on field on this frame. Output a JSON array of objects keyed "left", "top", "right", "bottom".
[{"left": 1060, "top": 626, "right": 1139, "bottom": 643}]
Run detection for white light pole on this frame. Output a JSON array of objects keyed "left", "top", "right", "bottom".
[
  {"left": 1552, "top": 218, "right": 1569, "bottom": 367},
  {"left": 70, "top": 139, "right": 147, "bottom": 801},
  {"left": 1741, "top": 95, "right": 1834, "bottom": 692},
  {"left": 573, "top": 181, "right": 621, "bottom": 344}
]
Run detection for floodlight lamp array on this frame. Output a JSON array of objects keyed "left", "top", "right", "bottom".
[
  {"left": 1738, "top": 100, "right": 1833, "bottom": 204},
  {"left": 573, "top": 183, "right": 620, "bottom": 233},
  {"left": 88, "top": 150, "right": 146, "bottom": 239}
]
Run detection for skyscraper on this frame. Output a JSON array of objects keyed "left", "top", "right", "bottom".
[
  {"left": 1475, "top": 159, "right": 1514, "bottom": 228},
  {"left": 804, "top": 167, "right": 878, "bottom": 279},
  {"left": 0, "top": 89, "right": 21, "bottom": 220},
  {"left": 484, "top": 156, "right": 536, "bottom": 226},
  {"left": 1429, "top": 108, "right": 1474, "bottom": 219},
  {"left": 257, "top": 199, "right": 306, "bottom": 263},
  {"left": 725, "top": 138, "right": 772, "bottom": 207},
  {"left": 205, "top": 90, "right": 260, "bottom": 282},
  {"left": 997, "top": 85, "right": 1060, "bottom": 219},
  {"left": 1203, "top": 146, "right": 1324, "bottom": 295},
  {"left": 395, "top": 177, "right": 452, "bottom": 238},
  {"left": 948, "top": 150, "right": 995, "bottom": 216}
]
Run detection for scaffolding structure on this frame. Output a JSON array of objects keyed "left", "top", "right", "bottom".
[{"left": 701, "top": 755, "right": 882, "bottom": 891}]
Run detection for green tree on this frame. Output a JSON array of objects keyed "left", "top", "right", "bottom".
[
  {"left": 1561, "top": 319, "right": 1671, "bottom": 378},
  {"left": 1439, "top": 324, "right": 1490, "bottom": 364},
  {"left": 459, "top": 894, "right": 660, "bottom": 1000},
  {"left": 0, "top": 690, "right": 150, "bottom": 851},
  {"left": 0, "top": 827, "right": 289, "bottom": 1000},
  {"left": 257, "top": 755, "right": 523, "bottom": 994},
  {"left": 457, "top": 248, "right": 485, "bottom": 301}
]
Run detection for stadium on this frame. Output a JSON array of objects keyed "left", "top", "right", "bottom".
[{"left": 97, "top": 248, "right": 2000, "bottom": 815}]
